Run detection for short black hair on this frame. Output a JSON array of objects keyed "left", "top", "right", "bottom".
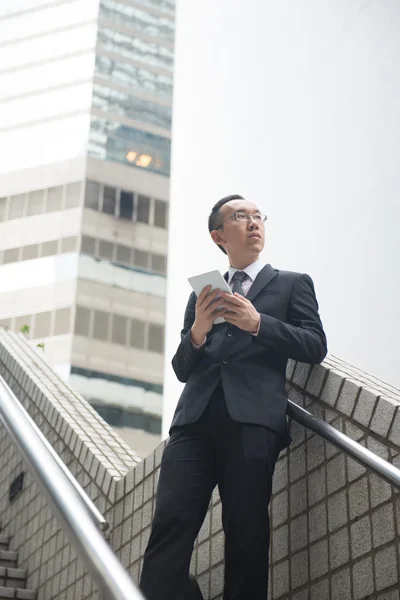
[{"left": 208, "top": 194, "right": 244, "bottom": 254}]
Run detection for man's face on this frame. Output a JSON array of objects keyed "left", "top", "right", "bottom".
[{"left": 216, "top": 200, "right": 265, "bottom": 256}]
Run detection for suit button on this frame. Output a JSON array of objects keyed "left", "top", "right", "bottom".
[
  {"left": 227, "top": 331, "right": 232, "bottom": 337},
  {"left": 222, "top": 359, "right": 228, "bottom": 365}
]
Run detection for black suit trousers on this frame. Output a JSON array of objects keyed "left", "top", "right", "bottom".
[{"left": 140, "top": 385, "right": 282, "bottom": 600}]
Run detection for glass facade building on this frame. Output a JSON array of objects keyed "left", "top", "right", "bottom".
[{"left": 0, "top": 0, "right": 174, "bottom": 458}]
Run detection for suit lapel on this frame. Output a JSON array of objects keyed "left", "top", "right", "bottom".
[{"left": 246, "top": 264, "right": 278, "bottom": 302}]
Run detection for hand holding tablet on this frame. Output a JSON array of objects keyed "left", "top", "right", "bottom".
[{"left": 188, "top": 270, "right": 232, "bottom": 324}]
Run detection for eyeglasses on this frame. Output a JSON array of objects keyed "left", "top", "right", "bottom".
[{"left": 216, "top": 212, "right": 268, "bottom": 229}]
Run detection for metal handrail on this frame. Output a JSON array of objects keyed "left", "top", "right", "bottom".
[
  {"left": 287, "top": 399, "right": 400, "bottom": 489},
  {"left": 0, "top": 376, "right": 145, "bottom": 600},
  {"left": 0, "top": 378, "right": 107, "bottom": 530}
]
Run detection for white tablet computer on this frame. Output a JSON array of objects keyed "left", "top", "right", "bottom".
[{"left": 188, "top": 270, "right": 232, "bottom": 324}]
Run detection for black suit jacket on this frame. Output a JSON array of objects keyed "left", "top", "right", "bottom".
[{"left": 170, "top": 264, "right": 327, "bottom": 438}]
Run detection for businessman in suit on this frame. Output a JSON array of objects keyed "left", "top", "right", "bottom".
[{"left": 140, "top": 194, "right": 327, "bottom": 600}]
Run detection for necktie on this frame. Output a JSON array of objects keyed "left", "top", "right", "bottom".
[{"left": 231, "top": 270, "right": 247, "bottom": 296}]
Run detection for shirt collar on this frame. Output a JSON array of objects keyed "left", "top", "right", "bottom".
[{"left": 228, "top": 259, "right": 265, "bottom": 284}]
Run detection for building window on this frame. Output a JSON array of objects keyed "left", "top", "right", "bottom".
[
  {"left": 46, "top": 187, "right": 63, "bottom": 212},
  {"left": 0, "top": 198, "right": 7, "bottom": 221},
  {"left": 81, "top": 235, "right": 96, "bottom": 255},
  {"left": 41, "top": 240, "right": 58, "bottom": 257},
  {"left": 75, "top": 306, "right": 91, "bottom": 337},
  {"left": 93, "top": 310, "right": 110, "bottom": 341},
  {"left": 54, "top": 308, "right": 71, "bottom": 335},
  {"left": 3, "top": 248, "right": 20, "bottom": 264},
  {"left": 98, "top": 240, "right": 114, "bottom": 260},
  {"left": 111, "top": 314, "right": 128, "bottom": 345},
  {"left": 66, "top": 182, "right": 82, "bottom": 208},
  {"left": 148, "top": 324, "right": 164, "bottom": 354},
  {"left": 119, "top": 190, "right": 133, "bottom": 220},
  {"left": 85, "top": 181, "right": 100, "bottom": 210},
  {"left": 151, "top": 253, "right": 166, "bottom": 274},
  {"left": 130, "top": 319, "right": 145, "bottom": 349},
  {"left": 22, "top": 244, "right": 39, "bottom": 261},
  {"left": 137, "top": 195, "right": 150, "bottom": 224},
  {"left": 133, "top": 249, "right": 149, "bottom": 269},
  {"left": 61, "top": 237, "right": 77, "bottom": 253},
  {"left": 102, "top": 186, "right": 116, "bottom": 215},
  {"left": 8, "top": 194, "right": 26, "bottom": 220},
  {"left": 27, "top": 190, "right": 44, "bottom": 216},
  {"left": 154, "top": 199, "right": 167, "bottom": 228},
  {"left": 116, "top": 244, "right": 132, "bottom": 265},
  {"left": 33, "top": 312, "right": 52, "bottom": 338}
]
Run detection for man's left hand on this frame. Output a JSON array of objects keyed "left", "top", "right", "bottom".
[{"left": 222, "top": 293, "right": 260, "bottom": 333}]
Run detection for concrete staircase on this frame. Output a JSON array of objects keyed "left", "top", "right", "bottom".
[{"left": 0, "top": 528, "right": 36, "bottom": 600}]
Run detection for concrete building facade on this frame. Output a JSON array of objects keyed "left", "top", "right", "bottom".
[{"left": 0, "top": 0, "right": 175, "bottom": 456}]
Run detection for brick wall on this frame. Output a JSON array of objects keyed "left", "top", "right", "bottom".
[{"left": 1, "top": 327, "right": 399, "bottom": 600}]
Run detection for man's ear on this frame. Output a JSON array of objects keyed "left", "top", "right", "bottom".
[{"left": 210, "top": 229, "right": 226, "bottom": 250}]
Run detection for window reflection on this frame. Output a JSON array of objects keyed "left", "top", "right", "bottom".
[
  {"left": 89, "top": 118, "right": 171, "bottom": 176},
  {"left": 95, "top": 55, "right": 172, "bottom": 97},
  {"left": 46, "top": 186, "right": 64, "bottom": 212},
  {"left": 119, "top": 190, "right": 133, "bottom": 220},
  {"left": 154, "top": 198, "right": 168, "bottom": 228},
  {"left": 8, "top": 194, "right": 26, "bottom": 220},
  {"left": 0, "top": 198, "right": 7, "bottom": 220},
  {"left": 85, "top": 181, "right": 100, "bottom": 211},
  {"left": 27, "top": 190, "right": 44, "bottom": 216},
  {"left": 97, "top": 28, "right": 173, "bottom": 71},
  {"left": 93, "top": 310, "right": 110, "bottom": 341},
  {"left": 75, "top": 306, "right": 91, "bottom": 337},
  {"left": 102, "top": 185, "right": 117, "bottom": 215},
  {"left": 92, "top": 83, "right": 172, "bottom": 129},
  {"left": 137, "top": 195, "right": 150, "bottom": 224},
  {"left": 99, "top": 2, "right": 174, "bottom": 40},
  {"left": 132, "top": 0, "right": 175, "bottom": 15}
]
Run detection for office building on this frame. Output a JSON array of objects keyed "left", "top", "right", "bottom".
[{"left": 0, "top": 0, "right": 175, "bottom": 456}]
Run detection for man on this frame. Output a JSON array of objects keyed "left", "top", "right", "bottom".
[{"left": 140, "top": 194, "right": 327, "bottom": 600}]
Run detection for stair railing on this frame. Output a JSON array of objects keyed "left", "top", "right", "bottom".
[
  {"left": 0, "top": 376, "right": 145, "bottom": 600},
  {"left": 287, "top": 399, "right": 400, "bottom": 489}
]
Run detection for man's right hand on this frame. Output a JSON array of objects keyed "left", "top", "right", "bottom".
[{"left": 191, "top": 286, "right": 226, "bottom": 346}]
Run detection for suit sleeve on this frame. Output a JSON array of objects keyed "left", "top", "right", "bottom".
[
  {"left": 255, "top": 273, "right": 327, "bottom": 364},
  {"left": 172, "top": 292, "right": 206, "bottom": 382}
]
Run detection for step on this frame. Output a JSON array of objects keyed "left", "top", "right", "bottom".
[
  {"left": 0, "top": 538, "right": 9, "bottom": 552},
  {"left": 0, "top": 568, "right": 27, "bottom": 589},
  {"left": 0, "top": 554, "right": 17, "bottom": 569},
  {"left": 0, "top": 588, "right": 36, "bottom": 599}
]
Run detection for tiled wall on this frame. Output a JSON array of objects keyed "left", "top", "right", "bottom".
[
  {"left": 0, "top": 329, "right": 140, "bottom": 599},
  {"left": 109, "top": 356, "right": 400, "bottom": 600},
  {"left": 1, "top": 327, "right": 399, "bottom": 599},
  {"left": 269, "top": 357, "right": 400, "bottom": 599}
]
